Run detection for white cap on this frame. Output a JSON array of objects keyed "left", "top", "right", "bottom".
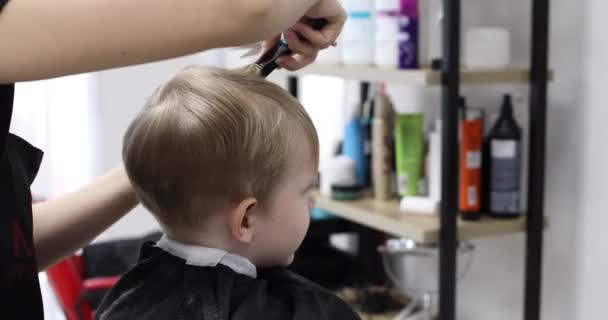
[
  {"left": 434, "top": 118, "right": 442, "bottom": 132},
  {"left": 386, "top": 84, "right": 428, "bottom": 114},
  {"left": 320, "top": 155, "right": 358, "bottom": 196},
  {"left": 464, "top": 28, "right": 511, "bottom": 69},
  {"left": 400, "top": 196, "right": 439, "bottom": 215},
  {"left": 342, "top": 0, "right": 374, "bottom": 12},
  {"left": 375, "top": 0, "right": 400, "bottom": 11}
]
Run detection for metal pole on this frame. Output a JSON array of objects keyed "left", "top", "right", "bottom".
[
  {"left": 525, "top": 0, "right": 550, "bottom": 319},
  {"left": 439, "top": 0, "right": 461, "bottom": 319},
  {"left": 360, "top": 81, "right": 370, "bottom": 104},
  {"left": 288, "top": 76, "right": 298, "bottom": 98}
]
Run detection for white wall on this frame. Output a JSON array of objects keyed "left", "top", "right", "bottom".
[
  {"left": 575, "top": 0, "right": 608, "bottom": 317},
  {"left": 12, "top": 74, "right": 98, "bottom": 199},
  {"left": 455, "top": 1, "right": 585, "bottom": 319}
]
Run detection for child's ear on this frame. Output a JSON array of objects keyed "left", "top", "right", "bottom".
[{"left": 229, "top": 197, "right": 258, "bottom": 244}]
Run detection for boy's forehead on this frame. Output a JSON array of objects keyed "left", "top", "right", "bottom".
[
  {"left": 286, "top": 142, "right": 316, "bottom": 176},
  {"left": 288, "top": 133, "right": 314, "bottom": 158}
]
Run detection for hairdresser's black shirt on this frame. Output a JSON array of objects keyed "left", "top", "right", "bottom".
[
  {"left": 1, "top": 1, "right": 46, "bottom": 317},
  {"left": 96, "top": 243, "right": 361, "bottom": 320}
]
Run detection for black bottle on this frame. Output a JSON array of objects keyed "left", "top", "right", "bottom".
[{"left": 483, "top": 95, "right": 523, "bottom": 218}]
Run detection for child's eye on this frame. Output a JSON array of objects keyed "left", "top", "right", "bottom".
[
  {"left": 304, "top": 175, "right": 319, "bottom": 194},
  {"left": 303, "top": 181, "right": 316, "bottom": 194}
]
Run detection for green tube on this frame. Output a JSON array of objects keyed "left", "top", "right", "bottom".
[{"left": 394, "top": 113, "right": 425, "bottom": 197}]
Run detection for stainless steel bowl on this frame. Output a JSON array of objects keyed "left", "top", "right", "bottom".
[{"left": 378, "top": 239, "right": 475, "bottom": 296}]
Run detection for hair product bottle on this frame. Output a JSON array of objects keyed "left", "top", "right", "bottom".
[
  {"left": 371, "top": 89, "right": 395, "bottom": 200},
  {"left": 458, "top": 97, "right": 483, "bottom": 220},
  {"left": 342, "top": 0, "right": 375, "bottom": 65},
  {"left": 485, "top": 94, "right": 522, "bottom": 218}
]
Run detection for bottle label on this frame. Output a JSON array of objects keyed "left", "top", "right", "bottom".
[
  {"left": 466, "top": 151, "right": 481, "bottom": 169},
  {"left": 397, "top": 173, "right": 409, "bottom": 195},
  {"left": 342, "top": 11, "right": 374, "bottom": 64},
  {"left": 376, "top": 13, "right": 400, "bottom": 35},
  {"left": 490, "top": 140, "right": 521, "bottom": 214},
  {"left": 459, "top": 116, "right": 482, "bottom": 212},
  {"left": 347, "top": 11, "right": 372, "bottom": 19},
  {"left": 375, "top": 12, "right": 408, "bottom": 67},
  {"left": 492, "top": 140, "right": 517, "bottom": 158},
  {"left": 467, "top": 186, "right": 478, "bottom": 206}
]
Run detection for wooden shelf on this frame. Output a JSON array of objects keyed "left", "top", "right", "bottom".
[
  {"left": 283, "top": 64, "right": 553, "bottom": 85},
  {"left": 315, "top": 192, "right": 536, "bottom": 245},
  {"left": 356, "top": 311, "right": 398, "bottom": 320}
]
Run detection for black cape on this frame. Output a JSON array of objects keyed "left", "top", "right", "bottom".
[{"left": 96, "top": 242, "right": 361, "bottom": 320}]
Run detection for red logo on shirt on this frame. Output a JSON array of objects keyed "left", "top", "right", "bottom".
[{"left": 12, "top": 219, "right": 33, "bottom": 257}]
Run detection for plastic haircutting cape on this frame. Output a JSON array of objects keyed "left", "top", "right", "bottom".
[{"left": 95, "top": 242, "right": 361, "bottom": 320}]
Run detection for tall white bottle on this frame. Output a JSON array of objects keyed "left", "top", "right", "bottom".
[
  {"left": 341, "top": 0, "right": 375, "bottom": 65},
  {"left": 419, "top": 0, "right": 443, "bottom": 67},
  {"left": 374, "top": 0, "right": 401, "bottom": 68}
]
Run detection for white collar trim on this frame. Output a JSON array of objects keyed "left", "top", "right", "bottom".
[{"left": 156, "top": 236, "right": 257, "bottom": 278}]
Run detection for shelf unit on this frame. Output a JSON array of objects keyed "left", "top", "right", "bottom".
[
  {"left": 314, "top": 192, "right": 532, "bottom": 245},
  {"left": 282, "top": 65, "right": 553, "bottom": 86},
  {"left": 286, "top": 1, "right": 549, "bottom": 319}
]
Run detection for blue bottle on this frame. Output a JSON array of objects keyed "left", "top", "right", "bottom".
[{"left": 343, "top": 116, "right": 367, "bottom": 186}]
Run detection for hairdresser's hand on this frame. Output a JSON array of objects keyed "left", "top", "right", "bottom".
[{"left": 275, "top": 0, "right": 346, "bottom": 70}]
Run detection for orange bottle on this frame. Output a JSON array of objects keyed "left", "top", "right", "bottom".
[{"left": 459, "top": 98, "right": 483, "bottom": 220}]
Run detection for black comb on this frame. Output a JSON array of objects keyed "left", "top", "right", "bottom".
[{"left": 255, "top": 18, "right": 328, "bottom": 77}]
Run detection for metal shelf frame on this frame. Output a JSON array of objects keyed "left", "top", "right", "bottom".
[{"left": 286, "top": 1, "right": 549, "bottom": 319}]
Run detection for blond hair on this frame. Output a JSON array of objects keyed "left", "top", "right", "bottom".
[{"left": 123, "top": 66, "right": 319, "bottom": 231}]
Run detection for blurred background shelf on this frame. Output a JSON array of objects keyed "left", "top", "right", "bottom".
[
  {"left": 314, "top": 191, "right": 542, "bottom": 245},
  {"left": 282, "top": 64, "right": 553, "bottom": 85}
]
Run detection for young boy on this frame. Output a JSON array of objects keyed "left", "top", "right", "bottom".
[{"left": 95, "top": 66, "right": 360, "bottom": 320}]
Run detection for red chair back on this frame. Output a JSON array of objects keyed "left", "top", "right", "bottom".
[{"left": 46, "top": 255, "right": 93, "bottom": 320}]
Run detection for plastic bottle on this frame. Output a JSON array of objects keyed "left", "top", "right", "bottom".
[
  {"left": 398, "top": 0, "right": 419, "bottom": 69},
  {"left": 484, "top": 94, "right": 522, "bottom": 218},
  {"left": 458, "top": 97, "right": 483, "bottom": 220},
  {"left": 343, "top": 102, "right": 367, "bottom": 186},
  {"left": 394, "top": 109, "right": 424, "bottom": 197},
  {"left": 374, "top": 0, "right": 401, "bottom": 68},
  {"left": 342, "top": 0, "right": 375, "bottom": 65},
  {"left": 371, "top": 91, "right": 395, "bottom": 200},
  {"left": 419, "top": 0, "right": 443, "bottom": 67},
  {"left": 320, "top": 156, "right": 358, "bottom": 196},
  {"left": 428, "top": 119, "right": 442, "bottom": 203}
]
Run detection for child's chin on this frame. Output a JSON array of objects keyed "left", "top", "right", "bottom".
[
  {"left": 282, "top": 254, "right": 295, "bottom": 266},
  {"left": 256, "top": 254, "right": 295, "bottom": 268}
]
